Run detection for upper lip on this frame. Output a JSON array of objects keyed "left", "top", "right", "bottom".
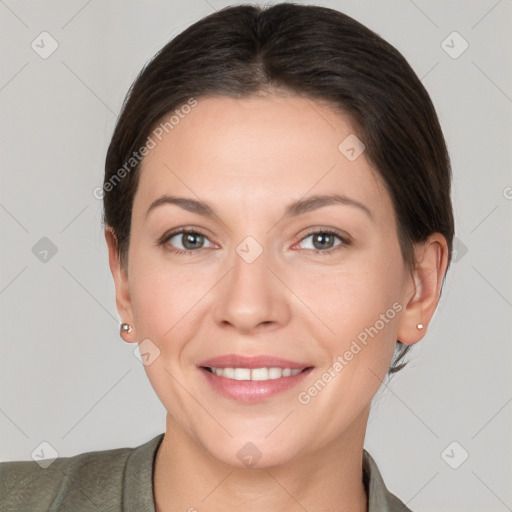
[{"left": 198, "top": 354, "right": 312, "bottom": 370}]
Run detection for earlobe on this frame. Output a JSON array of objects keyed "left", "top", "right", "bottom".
[
  {"left": 396, "top": 233, "right": 449, "bottom": 345},
  {"left": 104, "top": 227, "right": 137, "bottom": 343}
]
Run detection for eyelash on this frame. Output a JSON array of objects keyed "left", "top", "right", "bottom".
[{"left": 158, "top": 227, "right": 351, "bottom": 256}]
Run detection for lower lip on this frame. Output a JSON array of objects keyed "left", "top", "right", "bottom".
[{"left": 199, "top": 367, "right": 313, "bottom": 403}]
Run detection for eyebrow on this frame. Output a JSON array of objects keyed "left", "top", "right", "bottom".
[{"left": 145, "top": 193, "right": 373, "bottom": 221}]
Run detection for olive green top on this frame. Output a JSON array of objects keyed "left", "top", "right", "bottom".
[{"left": 0, "top": 433, "right": 412, "bottom": 511}]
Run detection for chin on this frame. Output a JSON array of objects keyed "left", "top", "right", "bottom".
[{"left": 200, "top": 433, "right": 302, "bottom": 470}]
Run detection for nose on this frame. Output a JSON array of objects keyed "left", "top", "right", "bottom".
[{"left": 213, "top": 244, "right": 291, "bottom": 334}]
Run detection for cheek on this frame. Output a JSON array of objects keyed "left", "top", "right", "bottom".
[
  {"left": 130, "top": 276, "right": 171, "bottom": 339},
  {"left": 128, "top": 250, "right": 219, "bottom": 368},
  {"left": 296, "top": 248, "right": 405, "bottom": 373},
  {"left": 288, "top": 267, "right": 402, "bottom": 450},
  {"left": 127, "top": 259, "right": 208, "bottom": 421},
  {"left": 294, "top": 267, "right": 402, "bottom": 418},
  {"left": 302, "top": 256, "right": 403, "bottom": 333},
  {"left": 130, "top": 264, "right": 197, "bottom": 340}
]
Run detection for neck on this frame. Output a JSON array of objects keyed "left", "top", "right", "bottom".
[{"left": 154, "top": 412, "right": 369, "bottom": 512}]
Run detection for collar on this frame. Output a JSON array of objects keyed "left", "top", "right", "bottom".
[
  {"left": 123, "top": 432, "right": 164, "bottom": 511},
  {"left": 363, "top": 449, "right": 413, "bottom": 511}
]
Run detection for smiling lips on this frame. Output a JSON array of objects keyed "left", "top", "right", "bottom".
[
  {"left": 198, "top": 354, "right": 313, "bottom": 402},
  {"left": 206, "top": 367, "right": 303, "bottom": 380}
]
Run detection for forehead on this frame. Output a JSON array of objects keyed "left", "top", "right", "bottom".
[{"left": 135, "top": 94, "right": 391, "bottom": 219}]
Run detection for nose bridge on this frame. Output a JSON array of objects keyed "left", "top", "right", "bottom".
[
  {"left": 214, "top": 233, "right": 288, "bottom": 332},
  {"left": 232, "top": 234, "right": 269, "bottom": 288}
]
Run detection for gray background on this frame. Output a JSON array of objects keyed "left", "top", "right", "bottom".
[{"left": 1, "top": 0, "right": 511, "bottom": 510}]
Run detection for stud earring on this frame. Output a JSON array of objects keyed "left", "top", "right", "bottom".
[
  {"left": 120, "top": 323, "right": 133, "bottom": 334},
  {"left": 416, "top": 323, "right": 424, "bottom": 330}
]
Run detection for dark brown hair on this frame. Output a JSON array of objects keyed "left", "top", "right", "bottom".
[{"left": 103, "top": 2, "right": 454, "bottom": 374}]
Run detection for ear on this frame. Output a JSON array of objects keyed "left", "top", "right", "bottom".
[
  {"left": 105, "top": 227, "right": 137, "bottom": 343},
  {"left": 396, "top": 233, "right": 449, "bottom": 345}
]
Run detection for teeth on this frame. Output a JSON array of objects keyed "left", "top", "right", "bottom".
[
  {"left": 268, "top": 367, "right": 282, "bottom": 379},
  {"left": 251, "top": 368, "right": 269, "bottom": 381},
  {"left": 233, "top": 368, "right": 251, "bottom": 380},
  {"left": 222, "top": 367, "right": 234, "bottom": 379},
  {"left": 208, "top": 367, "right": 303, "bottom": 381}
]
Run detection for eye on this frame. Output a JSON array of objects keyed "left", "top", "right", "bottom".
[
  {"left": 159, "top": 229, "right": 215, "bottom": 255},
  {"left": 295, "top": 229, "right": 350, "bottom": 255},
  {"left": 158, "top": 227, "right": 350, "bottom": 256}
]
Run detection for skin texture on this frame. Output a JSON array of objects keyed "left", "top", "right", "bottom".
[{"left": 105, "top": 94, "right": 449, "bottom": 512}]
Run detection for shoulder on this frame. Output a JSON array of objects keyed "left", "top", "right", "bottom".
[
  {"left": 363, "top": 449, "right": 414, "bottom": 512},
  {"left": 0, "top": 444, "right": 132, "bottom": 512},
  {"left": 0, "top": 434, "right": 164, "bottom": 512}
]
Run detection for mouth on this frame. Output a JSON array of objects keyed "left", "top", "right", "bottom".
[
  {"left": 197, "top": 354, "right": 314, "bottom": 402},
  {"left": 201, "top": 366, "right": 309, "bottom": 381}
]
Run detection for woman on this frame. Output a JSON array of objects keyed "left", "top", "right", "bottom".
[{"left": 0, "top": 3, "right": 453, "bottom": 511}]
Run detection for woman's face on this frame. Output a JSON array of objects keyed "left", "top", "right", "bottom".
[{"left": 110, "top": 94, "right": 421, "bottom": 467}]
